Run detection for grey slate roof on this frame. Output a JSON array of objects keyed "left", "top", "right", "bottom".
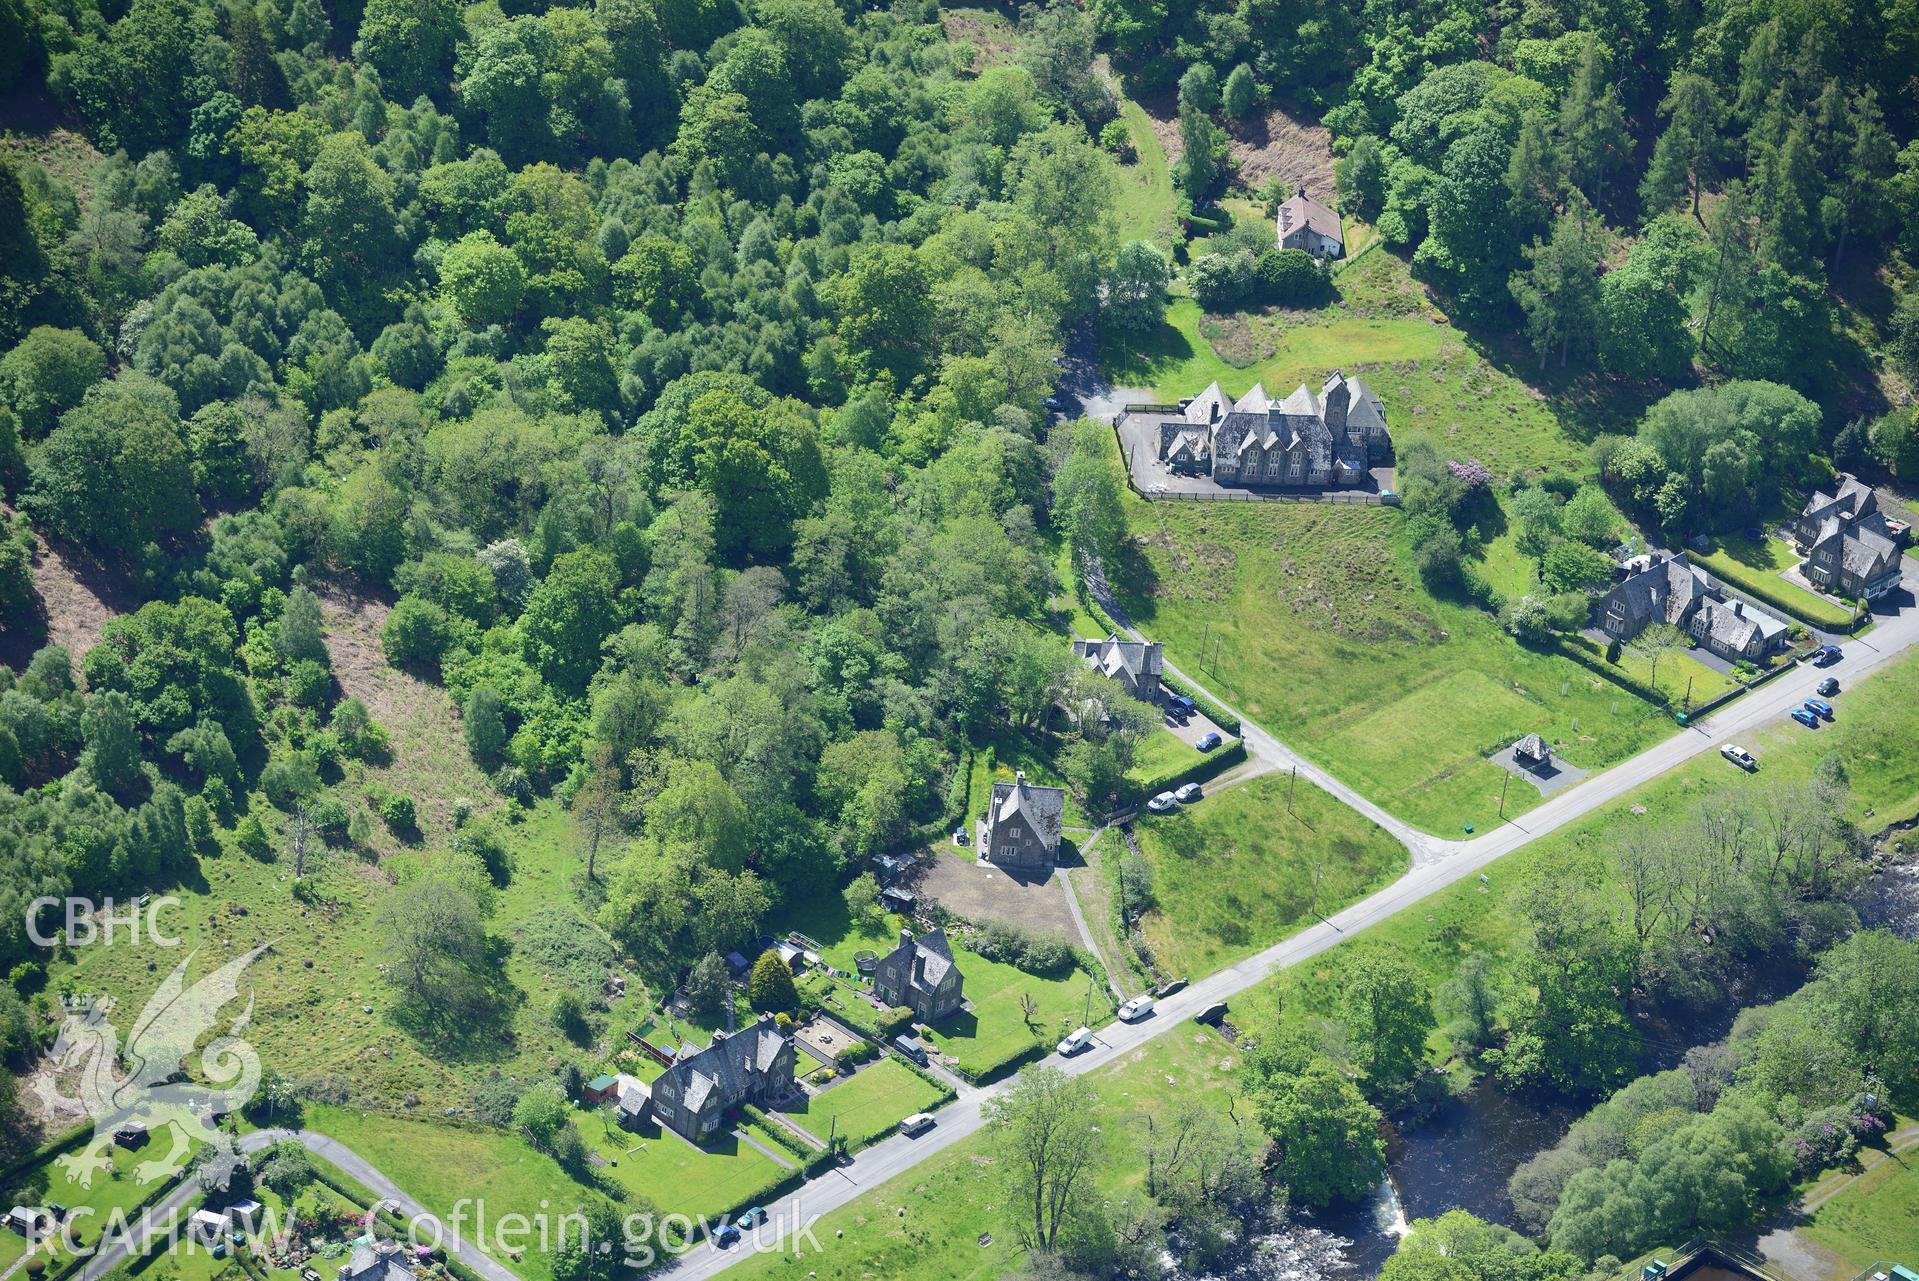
[
  {"left": 1513, "top": 733, "right": 1550, "bottom": 762},
  {"left": 1277, "top": 188, "right": 1342, "bottom": 245},
  {"left": 657, "top": 1016, "right": 791, "bottom": 1120},
  {"left": 882, "top": 928, "right": 955, "bottom": 991},
  {"left": 1603, "top": 554, "right": 1707, "bottom": 630},
  {"left": 988, "top": 776, "right": 1064, "bottom": 846},
  {"left": 339, "top": 1244, "right": 413, "bottom": 1281},
  {"left": 1073, "top": 635, "right": 1164, "bottom": 690}
]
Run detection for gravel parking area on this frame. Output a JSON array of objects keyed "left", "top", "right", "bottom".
[{"left": 908, "top": 852, "right": 1077, "bottom": 941}]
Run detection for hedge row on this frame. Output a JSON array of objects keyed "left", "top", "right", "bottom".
[
  {"left": 1159, "top": 671, "right": 1243, "bottom": 736},
  {"left": 1548, "top": 634, "right": 1672, "bottom": 709},
  {"left": 307, "top": 1157, "right": 489, "bottom": 1281},
  {"left": 1697, "top": 551, "right": 1861, "bottom": 630},
  {"left": 1134, "top": 740, "right": 1248, "bottom": 799}
]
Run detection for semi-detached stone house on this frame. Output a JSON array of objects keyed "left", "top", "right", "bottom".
[
  {"left": 649, "top": 1017, "right": 796, "bottom": 1142},
  {"left": 1596, "top": 553, "right": 1789, "bottom": 662},
  {"left": 1792, "top": 474, "right": 1903, "bottom": 600},
  {"left": 978, "top": 771, "right": 1065, "bottom": 871},
  {"left": 872, "top": 927, "right": 966, "bottom": 1022},
  {"left": 1153, "top": 373, "right": 1391, "bottom": 488}
]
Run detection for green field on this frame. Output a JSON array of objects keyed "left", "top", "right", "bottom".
[
  {"left": 1111, "top": 496, "right": 1683, "bottom": 833},
  {"left": 1799, "top": 1147, "right": 1919, "bottom": 1275},
  {"left": 1127, "top": 726, "right": 1213, "bottom": 791},
  {"left": 724, "top": 1028, "right": 1247, "bottom": 1281},
  {"left": 1130, "top": 773, "right": 1407, "bottom": 979},
  {"left": 1697, "top": 531, "right": 1858, "bottom": 628},
  {"left": 1109, "top": 95, "right": 1179, "bottom": 252},
  {"left": 780, "top": 1061, "right": 947, "bottom": 1149},
  {"left": 1231, "top": 645, "right": 1919, "bottom": 1059}
]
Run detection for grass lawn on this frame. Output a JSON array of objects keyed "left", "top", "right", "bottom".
[
  {"left": 574, "top": 1110, "right": 789, "bottom": 1223},
  {"left": 780, "top": 1061, "right": 947, "bottom": 1150},
  {"left": 1697, "top": 531, "right": 1858, "bottom": 628},
  {"left": 724, "top": 1027, "right": 1247, "bottom": 1281},
  {"left": 922, "top": 948, "right": 1112, "bottom": 1080},
  {"left": 1130, "top": 773, "right": 1407, "bottom": 979},
  {"left": 301, "top": 1105, "right": 607, "bottom": 1281},
  {"left": 1798, "top": 1148, "right": 1919, "bottom": 1274},
  {"left": 1231, "top": 645, "right": 1919, "bottom": 1064},
  {"left": 1, "top": 1127, "right": 198, "bottom": 1268},
  {"left": 1127, "top": 727, "right": 1211, "bottom": 791},
  {"left": 1109, "top": 95, "right": 1179, "bottom": 253},
  {"left": 1113, "top": 494, "right": 1681, "bottom": 834}
]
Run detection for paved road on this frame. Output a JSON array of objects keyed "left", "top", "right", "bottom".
[
  {"left": 74, "top": 1129, "right": 522, "bottom": 1281},
  {"left": 665, "top": 566, "right": 1919, "bottom": 1278}
]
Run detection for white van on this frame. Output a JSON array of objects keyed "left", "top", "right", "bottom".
[
  {"left": 1117, "top": 995, "right": 1155, "bottom": 1022},
  {"left": 1057, "top": 1027, "right": 1093, "bottom": 1056},
  {"left": 900, "top": 1113, "right": 935, "bottom": 1137}
]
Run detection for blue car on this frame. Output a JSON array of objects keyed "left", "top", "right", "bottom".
[
  {"left": 1803, "top": 697, "right": 1833, "bottom": 719},
  {"left": 1790, "top": 707, "right": 1820, "bottom": 728},
  {"left": 713, "top": 1224, "right": 741, "bottom": 1248},
  {"left": 1813, "top": 645, "right": 1843, "bottom": 666},
  {"left": 1195, "top": 732, "right": 1223, "bottom": 751}
]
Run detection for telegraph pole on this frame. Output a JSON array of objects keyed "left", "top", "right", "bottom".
[{"left": 1498, "top": 772, "right": 1510, "bottom": 818}]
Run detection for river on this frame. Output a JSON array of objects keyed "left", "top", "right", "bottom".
[{"left": 1231, "top": 856, "right": 1919, "bottom": 1279}]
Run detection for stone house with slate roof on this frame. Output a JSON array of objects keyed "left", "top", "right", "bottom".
[
  {"left": 980, "top": 771, "right": 1065, "bottom": 871},
  {"left": 1071, "top": 635, "right": 1163, "bottom": 701},
  {"left": 1150, "top": 374, "right": 1390, "bottom": 488},
  {"left": 1276, "top": 185, "right": 1344, "bottom": 258},
  {"left": 1596, "top": 553, "right": 1789, "bottom": 662},
  {"left": 338, "top": 1242, "right": 414, "bottom": 1281},
  {"left": 872, "top": 928, "right": 965, "bottom": 1021},
  {"left": 1792, "top": 474, "right": 1903, "bottom": 600},
  {"left": 650, "top": 1017, "right": 796, "bottom": 1142}
]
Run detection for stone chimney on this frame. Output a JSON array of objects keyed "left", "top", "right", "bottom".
[
  {"left": 1733, "top": 600, "right": 1744, "bottom": 616},
  {"left": 1015, "top": 769, "right": 1025, "bottom": 785},
  {"left": 900, "top": 928, "right": 915, "bottom": 950}
]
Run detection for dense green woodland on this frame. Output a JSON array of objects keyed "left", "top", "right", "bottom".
[{"left": 0, "top": 0, "right": 1917, "bottom": 1272}]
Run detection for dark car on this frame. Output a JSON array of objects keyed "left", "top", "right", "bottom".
[
  {"left": 1816, "top": 676, "right": 1840, "bottom": 697},
  {"left": 1193, "top": 1001, "right": 1229, "bottom": 1026},
  {"left": 1814, "top": 645, "right": 1843, "bottom": 666},
  {"left": 1165, "top": 694, "right": 1197, "bottom": 717},
  {"left": 1195, "top": 732, "right": 1223, "bottom": 751},
  {"left": 1790, "top": 707, "right": 1820, "bottom": 728},
  {"left": 1804, "top": 697, "right": 1834, "bottom": 720},
  {"left": 713, "top": 1224, "right": 741, "bottom": 1248},
  {"left": 1155, "top": 977, "right": 1189, "bottom": 998}
]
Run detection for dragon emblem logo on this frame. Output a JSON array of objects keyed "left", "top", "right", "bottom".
[{"left": 40, "top": 946, "right": 268, "bottom": 1189}]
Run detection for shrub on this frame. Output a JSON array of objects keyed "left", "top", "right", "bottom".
[
  {"left": 308, "top": 794, "right": 350, "bottom": 840},
  {"left": 381, "top": 595, "right": 453, "bottom": 668},
  {"left": 748, "top": 950, "right": 799, "bottom": 1011},
  {"left": 284, "top": 658, "right": 332, "bottom": 708},
  {"left": 1256, "top": 247, "right": 1328, "bottom": 305},
  {"left": 1098, "top": 120, "right": 1133, "bottom": 160},
  {"left": 969, "top": 922, "right": 1076, "bottom": 976},
  {"left": 379, "top": 793, "right": 417, "bottom": 831}
]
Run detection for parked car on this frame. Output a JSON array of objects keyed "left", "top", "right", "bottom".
[
  {"left": 1814, "top": 645, "right": 1843, "bottom": 666},
  {"left": 1165, "top": 694, "right": 1197, "bottom": 717},
  {"left": 713, "top": 1224, "right": 741, "bottom": 1248},
  {"left": 1057, "top": 1026, "right": 1093, "bottom": 1056},
  {"left": 1803, "top": 697, "right": 1834, "bottom": 719},
  {"left": 1146, "top": 792, "right": 1178, "bottom": 813},
  {"left": 1155, "top": 977, "right": 1189, "bottom": 998},
  {"left": 738, "top": 1208, "right": 767, "bottom": 1229},
  {"left": 1174, "top": 782, "right": 1203, "bottom": 804},
  {"left": 1790, "top": 707, "right": 1820, "bottom": 728},
  {"left": 1193, "top": 1001, "right": 1229, "bottom": 1026},
  {"left": 892, "top": 1034, "right": 929, "bottom": 1065},
  {"left": 1720, "top": 744, "right": 1758, "bottom": 771},
  {"left": 1195, "top": 732, "right": 1223, "bottom": 751},
  {"left": 1148, "top": 481, "right": 1168, "bottom": 494},
  {"left": 1117, "top": 995, "right": 1156, "bottom": 1022},
  {"left": 952, "top": 827, "right": 968, "bottom": 845},
  {"left": 900, "top": 1113, "right": 936, "bottom": 1137},
  {"left": 1816, "top": 676, "right": 1840, "bottom": 697}
]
